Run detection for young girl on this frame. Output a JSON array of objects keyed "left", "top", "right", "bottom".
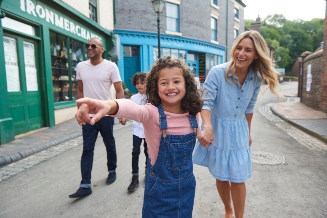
[
  {"left": 75, "top": 56, "right": 203, "bottom": 217},
  {"left": 193, "top": 30, "right": 280, "bottom": 218}
]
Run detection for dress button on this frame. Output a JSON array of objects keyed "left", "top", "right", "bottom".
[
  {"left": 234, "top": 115, "right": 236, "bottom": 117},
  {"left": 241, "top": 90, "right": 244, "bottom": 92},
  {"left": 238, "top": 97, "right": 240, "bottom": 100},
  {"left": 151, "top": 171, "right": 155, "bottom": 175},
  {"left": 236, "top": 106, "right": 238, "bottom": 108}
]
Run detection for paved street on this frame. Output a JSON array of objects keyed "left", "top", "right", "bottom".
[{"left": 0, "top": 82, "right": 326, "bottom": 218}]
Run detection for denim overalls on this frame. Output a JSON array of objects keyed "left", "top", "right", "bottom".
[{"left": 142, "top": 105, "right": 198, "bottom": 218}]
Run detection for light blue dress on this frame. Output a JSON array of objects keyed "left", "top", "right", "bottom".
[{"left": 193, "top": 62, "right": 262, "bottom": 183}]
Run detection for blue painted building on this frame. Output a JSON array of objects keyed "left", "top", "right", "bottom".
[{"left": 113, "top": 0, "right": 246, "bottom": 93}]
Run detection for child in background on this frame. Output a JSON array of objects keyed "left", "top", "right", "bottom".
[
  {"left": 128, "top": 72, "right": 148, "bottom": 192},
  {"left": 75, "top": 56, "right": 203, "bottom": 217}
]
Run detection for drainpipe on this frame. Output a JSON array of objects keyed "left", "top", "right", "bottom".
[{"left": 225, "top": 0, "right": 228, "bottom": 61}]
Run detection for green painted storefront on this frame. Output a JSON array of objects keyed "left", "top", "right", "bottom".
[{"left": 0, "top": 0, "right": 114, "bottom": 144}]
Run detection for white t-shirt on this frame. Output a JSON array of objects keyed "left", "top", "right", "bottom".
[
  {"left": 130, "top": 93, "right": 147, "bottom": 138},
  {"left": 76, "top": 59, "right": 121, "bottom": 100}
]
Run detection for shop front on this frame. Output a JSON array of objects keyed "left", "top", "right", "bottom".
[
  {"left": 0, "top": 0, "right": 114, "bottom": 144},
  {"left": 114, "top": 30, "right": 226, "bottom": 93}
]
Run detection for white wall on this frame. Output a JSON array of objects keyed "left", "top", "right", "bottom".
[
  {"left": 62, "top": 0, "right": 89, "bottom": 17},
  {"left": 98, "top": 0, "right": 114, "bottom": 31},
  {"left": 63, "top": 0, "right": 114, "bottom": 31}
]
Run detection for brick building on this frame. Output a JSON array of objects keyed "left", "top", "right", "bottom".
[
  {"left": 112, "top": 0, "right": 246, "bottom": 93},
  {"left": 299, "top": 0, "right": 327, "bottom": 113}
]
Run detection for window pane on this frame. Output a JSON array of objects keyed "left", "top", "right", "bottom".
[
  {"left": 163, "top": 48, "right": 170, "bottom": 57},
  {"left": 70, "top": 40, "right": 84, "bottom": 100},
  {"left": 89, "top": 3, "right": 97, "bottom": 22},
  {"left": 24, "top": 41, "right": 38, "bottom": 91},
  {"left": 179, "top": 50, "right": 186, "bottom": 62},
  {"left": 50, "top": 31, "right": 70, "bottom": 102},
  {"left": 153, "top": 47, "right": 158, "bottom": 61},
  {"left": 171, "top": 49, "right": 178, "bottom": 58},
  {"left": 211, "top": 18, "right": 217, "bottom": 41},
  {"left": 3, "top": 36, "right": 21, "bottom": 92},
  {"left": 123, "top": 46, "right": 139, "bottom": 57},
  {"left": 234, "top": 8, "right": 239, "bottom": 19},
  {"left": 166, "top": 3, "right": 179, "bottom": 32}
]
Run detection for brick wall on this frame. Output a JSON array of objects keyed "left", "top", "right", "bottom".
[
  {"left": 320, "top": 1, "right": 327, "bottom": 112},
  {"left": 114, "top": 0, "right": 244, "bottom": 49},
  {"left": 301, "top": 50, "right": 325, "bottom": 111}
]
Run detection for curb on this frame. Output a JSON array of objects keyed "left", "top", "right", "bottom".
[
  {"left": 270, "top": 105, "right": 327, "bottom": 144},
  {"left": 0, "top": 131, "right": 82, "bottom": 167}
]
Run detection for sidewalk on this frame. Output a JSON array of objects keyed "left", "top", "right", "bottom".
[
  {"left": 271, "top": 101, "right": 327, "bottom": 143},
  {"left": 0, "top": 100, "right": 326, "bottom": 167}
]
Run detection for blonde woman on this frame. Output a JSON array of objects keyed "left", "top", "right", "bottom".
[{"left": 193, "top": 30, "right": 280, "bottom": 218}]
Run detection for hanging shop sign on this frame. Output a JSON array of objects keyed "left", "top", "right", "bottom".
[{"left": 19, "top": 0, "right": 102, "bottom": 41}]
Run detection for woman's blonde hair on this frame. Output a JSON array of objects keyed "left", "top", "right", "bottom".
[{"left": 226, "top": 30, "right": 280, "bottom": 97}]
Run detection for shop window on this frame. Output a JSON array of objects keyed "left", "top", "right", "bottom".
[
  {"left": 211, "top": 0, "right": 218, "bottom": 5},
  {"left": 211, "top": 17, "right": 217, "bottom": 41},
  {"left": 162, "top": 48, "right": 170, "bottom": 57},
  {"left": 89, "top": 0, "right": 97, "bottom": 22},
  {"left": 179, "top": 50, "right": 186, "bottom": 62},
  {"left": 70, "top": 40, "right": 84, "bottom": 100},
  {"left": 166, "top": 3, "right": 180, "bottom": 32},
  {"left": 50, "top": 31, "right": 84, "bottom": 103},
  {"left": 171, "top": 49, "right": 178, "bottom": 58}
]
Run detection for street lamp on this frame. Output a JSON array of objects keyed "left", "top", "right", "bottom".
[{"left": 152, "top": 0, "right": 165, "bottom": 59}]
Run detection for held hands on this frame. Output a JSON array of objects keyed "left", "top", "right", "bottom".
[
  {"left": 198, "top": 126, "right": 214, "bottom": 148},
  {"left": 75, "top": 97, "right": 111, "bottom": 125},
  {"left": 118, "top": 117, "right": 126, "bottom": 125}
]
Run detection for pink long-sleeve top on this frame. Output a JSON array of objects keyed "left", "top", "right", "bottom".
[{"left": 113, "top": 99, "right": 202, "bottom": 166}]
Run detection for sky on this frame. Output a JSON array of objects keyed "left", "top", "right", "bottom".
[{"left": 243, "top": 0, "right": 326, "bottom": 21}]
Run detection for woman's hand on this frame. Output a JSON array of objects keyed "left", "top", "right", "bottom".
[
  {"left": 75, "top": 98, "right": 111, "bottom": 125},
  {"left": 198, "top": 125, "right": 214, "bottom": 148}
]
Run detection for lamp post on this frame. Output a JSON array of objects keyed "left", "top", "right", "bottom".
[{"left": 152, "top": 0, "right": 165, "bottom": 59}]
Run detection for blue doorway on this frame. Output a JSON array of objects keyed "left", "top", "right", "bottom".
[{"left": 123, "top": 46, "right": 140, "bottom": 94}]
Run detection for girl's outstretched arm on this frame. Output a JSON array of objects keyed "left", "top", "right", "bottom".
[{"left": 75, "top": 98, "right": 118, "bottom": 125}]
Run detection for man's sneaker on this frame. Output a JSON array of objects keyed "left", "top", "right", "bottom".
[
  {"left": 127, "top": 175, "right": 139, "bottom": 192},
  {"left": 106, "top": 172, "right": 116, "bottom": 184},
  {"left": 69, "top": 187, "right": 92, "bottom": 198}
]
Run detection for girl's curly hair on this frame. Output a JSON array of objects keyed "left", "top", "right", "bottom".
[{"left": 146, "top": 56, "right": 203, "bottom": 115}]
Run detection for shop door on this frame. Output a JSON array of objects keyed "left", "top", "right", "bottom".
[
  {"left": 3, "top": 36, "right": 44, "bottom": 135},
  {"left": 187, "top": 61, "right": 198, "bottom": 77}
]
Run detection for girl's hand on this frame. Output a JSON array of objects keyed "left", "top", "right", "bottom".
[
  {"left": 249, "top": 135, "right": 252, "bottom": 146},
  {"left": 119, "top": 117, "right": 126, "bottom": 125},
  {"left": 75, "top": 98, "right": 111, "bottom": 125},
  {"left": 198, "top": 126, "right": 214, "bottom": 148}
]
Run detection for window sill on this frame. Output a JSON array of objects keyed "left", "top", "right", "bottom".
[
  {"left": 165, "top": 31, "right": 182, "bottom": 36},
  {"left": 211, "top": 40, "right": 219, "bottom": 45},
  {"left": 211, "top": 4, "right": 219, "bottom": 10}
]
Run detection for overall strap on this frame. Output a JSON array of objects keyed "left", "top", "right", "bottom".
[
  {"left": 157, "top": 105, "right": 167, "bottom": 138},
  {"left": 189, "top": 113, "right": 198, "bottom": 136}
]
